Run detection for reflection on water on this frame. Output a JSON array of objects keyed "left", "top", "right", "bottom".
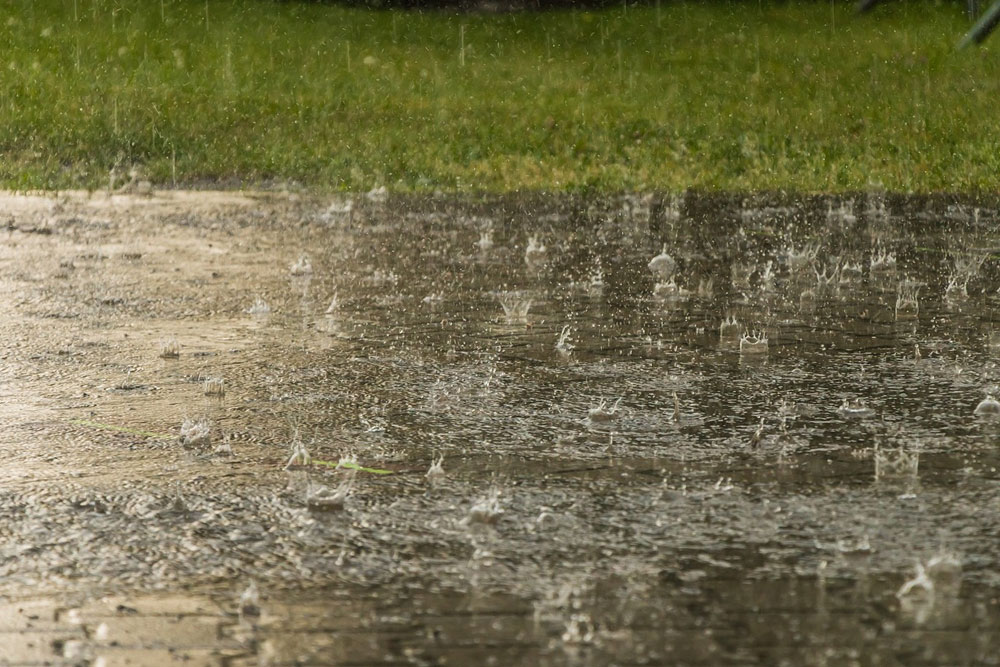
[{"left": 0, "top": 191, "right": 999, "bottom": 663}]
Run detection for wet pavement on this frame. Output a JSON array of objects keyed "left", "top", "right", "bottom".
[{"left": 1, "top": 189, "right": 1000, "bottom": 664}]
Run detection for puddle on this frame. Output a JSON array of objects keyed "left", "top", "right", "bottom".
[{"left": 0, "top": 190, "right": 999, "bottom": 663}]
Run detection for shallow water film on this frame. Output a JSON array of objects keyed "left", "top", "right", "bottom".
[{"left": 2, "top": 190, "right": 1000, "bottom": 665}]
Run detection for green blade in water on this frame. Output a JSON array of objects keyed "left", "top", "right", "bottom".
[{"left": 312, "top": 459, "right": 394, "bottom": 475}]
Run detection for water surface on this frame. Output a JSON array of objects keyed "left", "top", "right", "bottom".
[{"left": 0, "top": 190, "right": 999, "bottom": 665}]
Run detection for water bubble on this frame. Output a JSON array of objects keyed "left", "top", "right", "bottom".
[
  {"left": 320, "top": 197, "right": 354, "bottom": 224},
  {"left": 653, "top": 277, "right": 690, "bottom": 299},
  {"left": 648, "top": 245, "right": 676, "bottom": 280},
  {"left": 835, "top": 534, "right": 873, "bottom": 558},
  {"left": 369, "top": 269, "right": 399, "bottom": 285},
  {"left": 973, "top": 395, "right": 1000, "bottom": 416},
  {"left": 837, "top": 399, "right": 875, "bottom": 419}
]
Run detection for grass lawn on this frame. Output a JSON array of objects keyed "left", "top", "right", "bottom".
[{"left": 1, "top": 0, "right": 998, "bottom": 192}]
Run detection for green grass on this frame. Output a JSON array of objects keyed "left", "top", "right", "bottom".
[{"left": 1, "top": 1, "right": 998, "bottom": 192}]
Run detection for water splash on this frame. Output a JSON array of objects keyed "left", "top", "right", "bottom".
[
  {"left": 525, "top": 235, "right": 547, "bottom": 266},
  {"left": 719, "top": 315, "right": 741, "bottom": 349},
  {"left": 284, "top": 430, "right": 311, "bottom": 468},
  {"left": 759, "top": 260, "right": 776, "bottom": 292},
  {"left": 648, "top": 245, "right": 676, "bottom": 280},
  {"left": 826, "top": 199, "right": 856, "bottom": 224},
  {"left": 238, "top": 580, "right": 261, "bottom": 622},
  {"left": 870, "top": 244, "right": 896, "bottom": 273},
  {"left": 497, "top": 291, "right": 533, "bottom": 322},
  {"left": 555, "top": 325, "right": 575, "bottom": 356},
  {"left": 874, "top": 443, "right": 919, "bottom": 482},
  {"left": 475, "top": 230, "right": 494, "bottom": 251},
  {"left": 202, "top": 377, "right": 225, "bottom": 397},
  {"left": 837, "top": 399, "right": 874, "bottom": 419},
  {"left": 247, "top": 296, "right": 271, "bottom": 316},
  {"left": 784, "top": 243, "right": 818, "bottom": 273},
  {"left": 426, "top": 455, "right": 445, "bottom": 484},
  {"left": 739, "top": 331, "right": 769, "bottom": 356},
  {"left": 179, "top": 418, "right": 212, "bottom": 448},
  {"left": 588, "top": 257, "right": 605, "bottom": 292},
  {"left": 839, "top": 261, "right": 864, "bottom": 285},
  {"left": 588, "top": 397, "right": 622, "bottom": 423},
  {"left": 895, "top": 281, "right": 920, "bottom": 320},
  {"left": 158, "top": 338, "right": 180, "bottom": 359},
  {"left": 365, "top": 185, "right": 388, "bottom": 203},
  {"left": 306, "top": 468, "right": 355, "bottom": 511},
  {"left": 289, "top": 254, "right": 313, "bottom": 276},
  {"left": 465, "top": 487, "right": 504, "bottom": 525}
]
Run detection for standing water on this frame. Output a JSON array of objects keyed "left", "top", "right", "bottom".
[{"left": 0, "top": 191, "right": 998, "bottom": 664}]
